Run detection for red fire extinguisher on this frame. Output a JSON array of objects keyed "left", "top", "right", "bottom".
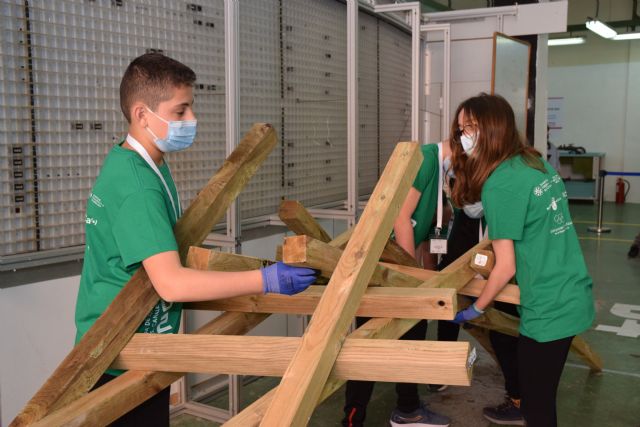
[{"left": 615, "top": 178, "right": 629, "bottom": 204}]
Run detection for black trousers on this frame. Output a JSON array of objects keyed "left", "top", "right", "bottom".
[
  {"left": 489, "top": 302, "right": 521, "bottom": 399},
  {"left": 518, "top": 334, "right": 573, "bottom": 427},
  {"left": 341, "top": 211, "right": 481, "bottom": 426},
  {"left": 93, "top": 373, "right": 170, "bottom": 426}
]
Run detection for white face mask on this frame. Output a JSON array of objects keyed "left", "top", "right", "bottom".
[
  {"left": 460, "top": 131, "right": 478, "bottom": 155},
  {"left": 463, "top": 201, "right": 484, "bottom": 218}
]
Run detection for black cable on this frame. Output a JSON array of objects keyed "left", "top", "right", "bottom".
[{"left": 596, "top": 0, "right": 600, "bottom": 18}]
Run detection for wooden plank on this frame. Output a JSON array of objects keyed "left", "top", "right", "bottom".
[
  {"left": 278, "top": 200, "right": 332, "bottom": 242},
  {"left": 186, "top": 246, "right": 273, "bottom": 271},
  {"left": 327, "top": 224, "right": 419, "bottom": 267},
  {"left": 469, "top": 308, "right": 603, "bottom": 372},
  {"left": 283, "top": 235, "right": 423, "bottom": 288},
  {"left": 30, "top": 311, "right": 271, "bottom": 427},
  {"left": 380, "top": 260, "right": 521, "bottom": 304},
  {"left": 328, "top": 227, "right": 353, "bottom": 248},
  {"left": 112, "top": 335, "right": 472, "bottom": 385},
  {"left": 185, "top": 285, "right": 456, "bottom": 320},
  {"left": 225, "top": 239, "right": 490, "bottom": 427},
  {"left": 260, "top": 142, "right": 422, "bottom": 426},
  {"left": 11, "top": 124, "right": 278, "bottom": 427},
  {"left": 380, "top": 240, "right": 420, "bottom": 267}
]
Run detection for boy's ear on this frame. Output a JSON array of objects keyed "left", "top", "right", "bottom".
[{"left": 131, "top": 102, "right": 148, "bottom": 128}]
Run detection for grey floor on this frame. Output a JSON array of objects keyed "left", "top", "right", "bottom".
[{"left": 171, "top": 202, "right": 640, "bottom": 427}]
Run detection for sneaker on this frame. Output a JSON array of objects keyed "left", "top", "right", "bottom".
[
  {"left": 390, "top": 402, "right": 451, "bottom": 427},
  {"left": 427, "top": 384, "right": 448, "bottom": 393},
  {"left": 482, "top": 396, "right": 525, "bottom": 426}
]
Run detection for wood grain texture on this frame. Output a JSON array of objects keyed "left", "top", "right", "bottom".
[
  {"left": 283, "top": 235, "right": 423, "bottom": 288},
  {"left": 469, "top": 249, "right": 495, "bottom": 278},
  {"left": 470, "top": 308, "right": 603, "bottom": 372},
  {"left": 225, "top": 239, "right": 489, "bottom": 427},
  {"left": 11, "top": 124, "right": 277, "bottom": 427},
  {"left": 278, "top": 200, "right": 332, "bottom": 242},
  {"left": 185, "top": 285, "right": 456, "bottom": 320},
  {"left": 186, "top": 246, "right": 273, "bottom": 272},
  {"left": 260, "top": 142, "right": 422, "bottom": 426},
  {"left": 30, "top": 311, "right": 270, "bottom": 427},
  {"left": 326, "top": 224, "right": 419, "bottom": 267},
  {"left": 112, "top": 335, "right": 471, "bottom": 385}
]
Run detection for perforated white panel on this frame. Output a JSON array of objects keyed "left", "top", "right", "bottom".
[
  {"left": 282, "top": 0, "right": 348, "bottom": 207},
  {"left": 0, "top": 0, "right": 226, "bottom": 255},
  {"left": 379, "top": 20, "right": 412, "bottom": 172},
  {"left": 358, "top": 12, "right": 378, "bottom": 197},
  {"left": 1, "top": 0, "right": 415, "bottom": 259},
  {"left": 239, "top": 0, "right": 282, "bottom": 219}
]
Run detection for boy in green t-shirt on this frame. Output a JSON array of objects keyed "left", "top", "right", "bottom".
[{"left": 75, "top": 53, "right": 316, "bottom": 426}]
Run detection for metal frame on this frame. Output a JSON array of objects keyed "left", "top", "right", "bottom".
[
  {"left": 420, "top": 23, "right": 451, "bottom": 141},
  {"left": 373, "top": 2, "right": 422, "bottom": 142}
]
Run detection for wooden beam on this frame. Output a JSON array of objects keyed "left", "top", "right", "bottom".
[
  {"left": 379, "top": 239, "right": 420, "bottom": 267},
  {"left": 278, "top": 200, "right": 332, "bottom": 242},
  {"left": 260, "top": 142, "right": 422, "bottom": 426},
  {"left": 380, "top": 261, "right": 521, "bottom": 305},
  {"left": 328, "top": 225, "right": 419, "bottom": 267},
  {"left": 185, "top": 285, "right": 456, "bottom": 320},
  {"left": 469, "top": 308, "right": 603, "bottom": 372},
  {"left": 469, "top": 249, "right": 495, "bottom": 278},
  {"left": 30, "top": 311, "right": 271, "bottom": 427},
  {"left": 225, "top": 239, "right": 489, "bottom": 427},
  {"left": 283, "top": 235, "right": 423, "bottom": 288},
  {"left": 11, "top": 124, "right": 278, "bottom": 427},
  {"left": 112, "top": 335, "right": 472, "bottom": 385},
  {"left": 186, "top": 245, "right": 273, "bottom": 271}
]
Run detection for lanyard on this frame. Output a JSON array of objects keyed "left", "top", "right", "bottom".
[
  {"left": 125, "top": 134, "right": 181, "bottom": 221},
  {"left": 436, "top": 142, "right": 444, "bottom": 233}
]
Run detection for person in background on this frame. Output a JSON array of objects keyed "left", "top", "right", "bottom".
[
  {"left": 449, "top": 93, "right": 594, "bottom": 427},
  {"left": 629, "top": 232, "right": 640, "bottom": 258},
  {"left": 342, "top": 139, "right": 452, "bottom": 427},
  {"left": 75, "top": 53, "right": 316, "bottom": 426}
]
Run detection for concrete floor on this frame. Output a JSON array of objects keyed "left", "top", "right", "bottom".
[{"left": 171, "top": 202, "right": 640, "bottom": 427}]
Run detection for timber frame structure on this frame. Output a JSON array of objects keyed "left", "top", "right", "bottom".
[{"left": 11, "top": 124, "right": 602, "bottom": 427}]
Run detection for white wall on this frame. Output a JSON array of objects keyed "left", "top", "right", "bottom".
[
  {"left": 0, "top": 276, "right": 80, "bottom": 427},
  {"left": 548, "top": 33, "right": 640, "bottom": 203}
]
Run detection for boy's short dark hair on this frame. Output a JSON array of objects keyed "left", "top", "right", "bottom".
[{"left": 120, "top": 53, "right": 196, "bottom": 123}]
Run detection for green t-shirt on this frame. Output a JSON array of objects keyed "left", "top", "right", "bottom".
[
  {"left": 75, "top": 143, "right": 183, "bottom": 375},
  {"left": 410, "top": 143, "right": 441, "bottom": 245},
  {"left": 482, "top": 155, "right": 595, "bottom": 342}
]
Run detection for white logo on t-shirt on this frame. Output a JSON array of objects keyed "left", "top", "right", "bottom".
[
  {"left": 534, "top": 186, "right": 543, "bottom": 197},
  {"left": 546, "top": 197, "right": 560, "bottom": 211}
]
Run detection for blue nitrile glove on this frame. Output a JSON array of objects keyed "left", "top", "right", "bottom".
[
  {"left": 452, "top": 303, "right": 484, "bottom": 324},
  {"left": 261, "top": 262, "right": 317, "bottom": 295}
]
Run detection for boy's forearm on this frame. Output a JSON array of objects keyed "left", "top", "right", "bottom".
[
  {"left": 143, "top": 251, "right": 264, "bottom": 302},
  {"left": 165, "top": 268, "right": 264, "bottom": 302}
]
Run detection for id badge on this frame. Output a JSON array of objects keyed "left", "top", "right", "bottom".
[{"left": 429, "top": 229, "right": 448, "bottom": 254}]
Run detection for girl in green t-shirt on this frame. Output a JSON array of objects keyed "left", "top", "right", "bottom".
[{"left": 448, "top": 93, "right": 595, "bottom": 427}]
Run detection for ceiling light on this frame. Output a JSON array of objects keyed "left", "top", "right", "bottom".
[
  {"left": 548, "top": 37, "right": 586, "bottom": 46},
  {"left": 613, "top": 32, "right": 640, "bottom": 40},
  {"left": 586, "top": 18, "right": 617, "bottom": 38}
]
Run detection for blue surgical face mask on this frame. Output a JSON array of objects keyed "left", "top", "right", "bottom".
[
  {"left": 460, "top": 131, "right": 478, "bottom": 156},
  {"left": 145, "top": 107, "right": 197, "bottom": 152}
]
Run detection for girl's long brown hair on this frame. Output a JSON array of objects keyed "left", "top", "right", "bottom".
[{"left": 450, "top": 93, "right": 545, "bottom": 207}]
